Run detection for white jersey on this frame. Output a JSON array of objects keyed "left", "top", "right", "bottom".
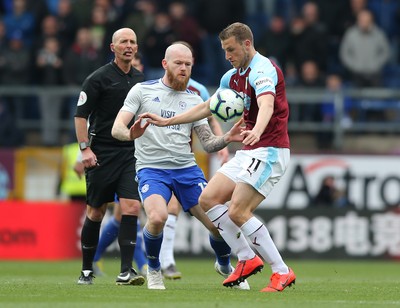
[{"left": 121, "top": 78, "right": 208, "bottom": 171}]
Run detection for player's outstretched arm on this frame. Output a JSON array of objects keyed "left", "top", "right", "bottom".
[{"left": 140, "top": 99, "right": 212, "bottom": 126}]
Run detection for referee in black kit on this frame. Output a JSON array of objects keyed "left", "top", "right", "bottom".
[{"left": 75, "top": 28, "right": 145, "bottom": 286}]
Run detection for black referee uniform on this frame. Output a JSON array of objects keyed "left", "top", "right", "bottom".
[{"left": 75, "top": 61, "right": 144, "bottom": 207}]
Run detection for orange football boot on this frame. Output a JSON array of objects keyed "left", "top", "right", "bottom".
[
  {"left": 260, "top": 268, "right": 296, "bottom": 292},
  {"left": 223, "top": 255, "right": 264, "bottom": 287}
]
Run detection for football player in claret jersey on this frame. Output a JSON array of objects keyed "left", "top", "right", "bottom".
[
  {"left": 141, "top": 22, "right": 296, "bottom": 293},
  {"left": 111, "top": 43, "right": 247, "bottom": 290}
]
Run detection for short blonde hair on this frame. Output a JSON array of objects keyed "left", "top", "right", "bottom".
[{"left": 219, "top": 22, "right": 254, "bottom": 45}]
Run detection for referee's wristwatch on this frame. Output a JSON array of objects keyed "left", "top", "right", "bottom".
[{"left": 79, "top": 141, "right": 90, "bottom": 151}]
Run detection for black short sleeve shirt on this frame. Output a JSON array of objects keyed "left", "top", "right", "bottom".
[{"left": 75, "top": 61, "right": 144, "bottom": 146}]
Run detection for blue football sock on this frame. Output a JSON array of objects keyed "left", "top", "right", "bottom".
[
  {"left": 209, "top": 234, "right": 231, "bottom": 268},
  {"left": 133, "top": 220, "right": 147, "bottom": 270},
  {"left": 93, "top": 217, "right": 120, "bottom": 262},
  {"left": 143, "top": 226, "right": 163, "bottom": 271}
]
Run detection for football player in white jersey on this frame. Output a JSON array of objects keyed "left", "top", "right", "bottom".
[
  {"left": 159, "top": 41, "right": 230, "bottom": 281},
  {"left": 112, "top": 43, "right": 247, "bottom": 290}
]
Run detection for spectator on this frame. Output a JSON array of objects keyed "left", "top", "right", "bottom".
[
  {"left": 26, "top": 0, "right": 49, "bottom": 36},
  {"left": 321, "top": 74, "right": 353, "bottom": 127},
  {"left": 313, "top": 175, "right": 351, "bottom": 208},
  {"left": 56, "top": 0, "right": 79, "bottom": 52},
  {"left": 313, "top": 175, "right": 341, "bottom": 207},
  {"left": 256, "top": 15, "right": 291, "bottom": 72},
  {"left": 289, "top": 1, "right": 328, "bottom": 74},
  {"left": 340, "top": 0, "right": 368, "bottom": 33},
  {"left": 62, "top": 28, "right": 101, "bottom": 88},
  {"left": 35, "top": 36, "right": 64, "bottom": 146},
  {"left": 31, "top": 15, "right": 61, "bottom": 67},
  {"left": 122, "top": 0, "right": 157, "bottom": 46},
  {"left": 142, "top": 11, "right": 176, "bottom": 80},
  {"left": 168, "top": 1, "right": 202, "bottom": 65},
  {"left": 3, "top": 0, "right": 35, "bottom": 47},
  {"left": 312, "top": 0, "right": 350, "bottom": 39},
  {"left": 243, "top": 0, "right": 292, "bottom": 42},
  {"left": 71, "top": 0, "right": 93, "bottom": 28},
  {"left": 311, "top": 0, "right": 350, "bottom": 75},
  {"left": 319, "top": 74, "right": 353, "bottom": 149},
  {"left": 0, "top": 32, "right": 34, "bottom": 122},
  {"left": 194, "top": 0, "right": 245, "bottom": 86},
  {"left": 295, "top": 60, "right": 325, "bottom": 122},
  {"left": 0, "top": 32, "right": 31, "bottom": 85},
  {"left": 62, "top": 28, "right": 101, "bottom": 141},
  {"left": 339, "top": 9, "right": 391, "bottom": 87},
  {"left": 88, "top": 5, "right": 109, "bottom": 60}
]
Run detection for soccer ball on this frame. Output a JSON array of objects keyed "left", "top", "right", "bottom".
[{"left": 209, "top": 89, "right": 244, "bottom": 122}]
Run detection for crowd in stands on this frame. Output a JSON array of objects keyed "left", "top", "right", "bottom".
[{"left": 0, "top": 0, "right": 399, "bottom": 148}]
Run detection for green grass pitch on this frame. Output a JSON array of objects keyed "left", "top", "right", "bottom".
[{"left": 0, "top": 258, "right": 399, "bottom": 307}]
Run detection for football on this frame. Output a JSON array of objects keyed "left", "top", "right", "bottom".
[{"left": 209, "top": 88, "right": 244, "bottom": 122}]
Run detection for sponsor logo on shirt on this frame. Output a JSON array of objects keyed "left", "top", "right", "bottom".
[{"left": 255, "top": 77, "right": 273, "bottom": 89}]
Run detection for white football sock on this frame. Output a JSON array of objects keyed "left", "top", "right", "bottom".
[
  {"left": 206, "top": 204, "right": 256, "bottom": 260},
  {"left": 241, "top": 216, "right": 288, "bottom": 274},
  {"left": 160, "top": 214, "right": 177, "bottom": 269}
]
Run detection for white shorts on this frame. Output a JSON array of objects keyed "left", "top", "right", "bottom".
[{"left": 218, "top": 147, "right": 290, "bottom": 198}]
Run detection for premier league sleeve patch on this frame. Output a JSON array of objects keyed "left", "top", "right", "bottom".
[{"left": 77, "top": 91, "right": 87, "bottom": 106}]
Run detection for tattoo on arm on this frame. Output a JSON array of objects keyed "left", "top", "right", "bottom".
[{"left": 194, "top": 124, "right": 228, "bottom": 153}]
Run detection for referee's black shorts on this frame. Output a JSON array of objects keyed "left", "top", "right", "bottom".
[{"left": 85, "top": 144, "right": 140, "bottom": 208}]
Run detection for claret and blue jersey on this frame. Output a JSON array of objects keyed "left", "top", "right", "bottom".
[{"left": 218, "top": 52, "right": 290, "bottom": 150}]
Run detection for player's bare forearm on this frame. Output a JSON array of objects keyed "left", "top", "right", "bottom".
[
  {"left": 112, "top": 110, "right": 135, "bottom": 141},
  {"left": 241, "top": 95, "right": 273, "bottom": 145},
  {"left": 194, "top": 124, "right": 228, "bottom": 153},
  {"left": 112, "top": 120, "right": 132, "bottom": 141},
  {"left": 254, "top": 95, "right": 274, "bottom": 133}
]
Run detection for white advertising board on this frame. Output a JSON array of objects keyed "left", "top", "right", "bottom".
[{"left": 210, "top": 154, "right": 400, "bottom": 210}]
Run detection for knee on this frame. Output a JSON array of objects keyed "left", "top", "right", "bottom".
[
  {"left": 199, "top": 193, "right": 214, "bottom": 212},
  {"left": 120, "top": 199, "right": 141, "bottom": 216},
  {"left": 147, "top": 210, "right": 167, "bottom": 230},
  {"left": 227, "top": 205, "right": 244, "bottom": 226},
  {"left": 87, "top": 207, "right": 105, "bottom": 222}
]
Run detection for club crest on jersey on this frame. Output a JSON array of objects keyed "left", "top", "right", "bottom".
[
  {"left": 179, "top": 101, "right": 187, "bottom": 110},
  {"left": 141, "top": 184, "right": 149, "bottom": 193},
  {"left": 77, "top": 91, "right": 87, "bottom": 106}
]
